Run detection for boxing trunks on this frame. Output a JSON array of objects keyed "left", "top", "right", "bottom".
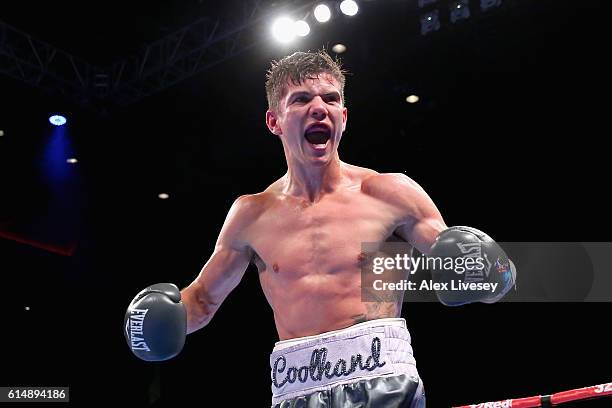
[{"left": 270, "top": 318, "right": 426, "bottom": 407}]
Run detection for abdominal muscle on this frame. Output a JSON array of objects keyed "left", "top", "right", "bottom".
[{"left": 259, "top": 267, "right": 404, "bottom": 341}]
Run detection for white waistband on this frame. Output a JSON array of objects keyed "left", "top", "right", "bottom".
[
  {"left": 270, "top": 318, "right": 417, "bottom": 404},
  {"left": 274, "top": 318, "right": 407, "bottom": 352}
]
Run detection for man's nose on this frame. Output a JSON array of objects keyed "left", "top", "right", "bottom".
[{"left": 309, "top": 97, "right": 328, "bottom": 119}]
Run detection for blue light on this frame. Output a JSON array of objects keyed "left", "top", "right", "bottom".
[{"left": 49, "top": 115, "right": 67, "bottom": 126}]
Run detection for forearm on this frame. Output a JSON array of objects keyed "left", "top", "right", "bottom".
[
  {"left": 178, "top": 237, "right": 251, "bottom": 334},
  {"left": 411, "top": 217, "right": 447, "bottom": 255},
  {"left": 181, "top": 283, "right": 218, "bottom": 334}
]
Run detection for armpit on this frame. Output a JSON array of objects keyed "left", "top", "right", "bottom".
[{"left": 250, "top": 249, "right": 267, "bottom": 272}]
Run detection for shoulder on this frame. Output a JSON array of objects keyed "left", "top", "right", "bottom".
[
  {"left": 361, "top": 172, "right": 426, "bottom": 201},
  {"left": 228, "top": 192, "right": 271, "bottom": 222},
  {"left": 361, "top": 173, "right": 445, "bottom": 245},
  {"left": 231, "top": 172, "right": 298, "bottom": 219},
  {"left": 218, "top": 193, "right": 272, "bottom": 250}
]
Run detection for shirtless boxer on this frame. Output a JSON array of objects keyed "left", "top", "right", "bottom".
[{"left": 124, "top": 50, "right": 516, "bottom": 407}]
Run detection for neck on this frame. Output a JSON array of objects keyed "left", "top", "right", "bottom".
[{"left": 282, "top": 156, "right": 346, "bottom": 202}]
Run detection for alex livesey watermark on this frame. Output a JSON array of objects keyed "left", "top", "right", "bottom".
[
  {"left": 360, "top": 242, "right": 612, "bottom": 303},
  {"left": 372, "top": 278, "right": 498, "bottom": 293},
  {"left": 370, "top": 252, "right": 498, "bottom": 293}
]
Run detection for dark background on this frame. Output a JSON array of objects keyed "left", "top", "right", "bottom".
[{"left": 1, "top": 0, "right": 610, "bottom": 406}]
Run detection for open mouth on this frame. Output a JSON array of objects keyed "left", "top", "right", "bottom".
[{"left": 304, "top": 125, "right": 331, "bottom": 146}]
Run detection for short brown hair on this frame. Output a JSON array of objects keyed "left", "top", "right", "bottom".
[{"left": 265, "top": 49, "right": 348, "bottom": 113}]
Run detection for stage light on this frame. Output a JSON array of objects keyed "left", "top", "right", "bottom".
[
  {"left": 450, "top": 0, "right": 470, "bottom": 23},
  {"left": 340, "top": 0, "right": 359, "bottom": 16},
  {"left": 294, "top": 20, "right": 310, "bottom": 37},
  {"left": 406, "top": 95, "right": 420, "bottom": 104},
  {"left": 314, "top": 4, "right": 331, "bottom": 23},
  {"left": 272, "top": 17, "right": 296, "bottom": 43},
  {"left": 49, "top": 115, "right": 67, "bottom": 126},
  {"left": 332, "top": 44, "right": 347, "bottom": 54},
  {"left": 420, "top": 10, "right": 440, "bottom": 35}
]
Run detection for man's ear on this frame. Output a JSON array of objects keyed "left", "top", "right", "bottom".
[
  {"left": 342, "top": 106, "right": 348, "bottom": 132},
  {"left": 266, "top": 110, "right": 282, "bottom": 136}
]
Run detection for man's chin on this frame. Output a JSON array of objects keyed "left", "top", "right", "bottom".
[{"left": 309, "top": 158, "right": 330, "bottom": 167}]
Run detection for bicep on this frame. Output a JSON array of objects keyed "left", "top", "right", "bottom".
[
  {"left": 184, "top": 195, "right": 256, "bottom": 308},
  {"left": 193, "top": 244, "right": 251, "bottom": 305},
  {"left": 386, "top": 175, "right": 447, "bottom": 254},
  {"left": 181, "top": 244, "right": 251, "bottom": 333}
]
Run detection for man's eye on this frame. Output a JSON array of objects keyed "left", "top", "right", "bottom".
[{"left": 294, "top": 96, "right": 307, "bottom": 103}]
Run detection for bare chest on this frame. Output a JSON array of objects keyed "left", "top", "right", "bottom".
[{"left": 248, "top": 193, "right": 401, "bottom": 277}]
